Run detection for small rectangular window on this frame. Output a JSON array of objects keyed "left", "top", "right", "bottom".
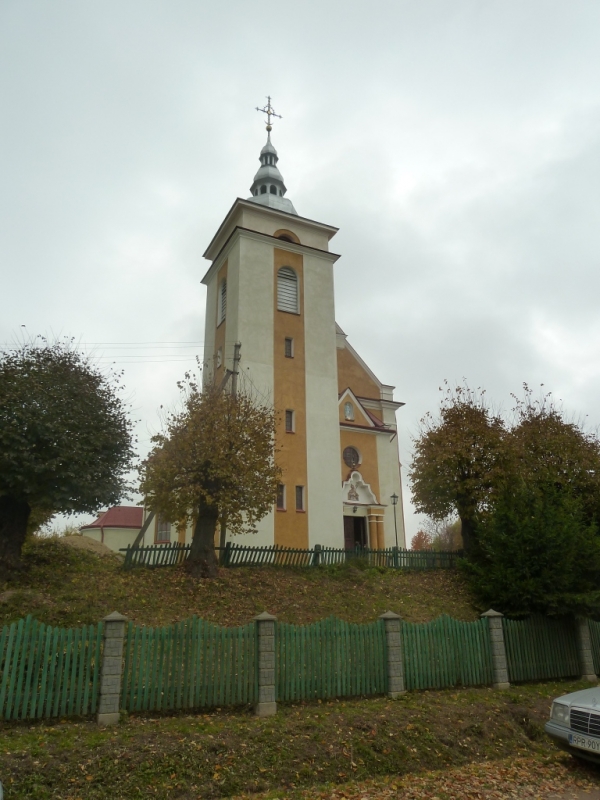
[
  {"left": 276, "top": 484, "right": 286, "bottom": 510},
  {"left": 285, "top": 410, "right": 294, "bottom": 433},
  {"left": 284, "top": 337, "right": 294, "bottom": 358},
  {"left": 295, "top": 486, "right": 305, "bottom": 511},
  {"left": 156, "top": 517, "right": 171, "bottom": 543}
]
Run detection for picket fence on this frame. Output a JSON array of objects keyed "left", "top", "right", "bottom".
[
  {"left": 402, "top": 616, "right": 493, "bottom": 691},
  {"left": 587, "top": 620, "right": 600, "bottom": 675},
  {"left": 0, "top": 612, "right": 595, "bottom": 722},
  {"left": 121, "top": 618, "right": 256, "bottom": 712},
  {"left": 277, "top": 618, "right": 387, "bottom": 702},
  {"left": 503, "top": 616, "right": 579, "bottom": 683},
  {"left": 0, "top": 616, "right": 103, "bottom": 721},
  {"left": 121, "top": 542, "right": 461, "bottom": 571}
]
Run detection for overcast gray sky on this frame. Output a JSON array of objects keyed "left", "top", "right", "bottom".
[{"left": 2, "top": 1, "right": 600, "bottom": 543}]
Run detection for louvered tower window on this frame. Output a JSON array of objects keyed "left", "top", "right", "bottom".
[
  {"left": 218, "top": 279, "right": 227, "bottom": 324},
  {"left": 277, "top": 267, "right": 299, "bottom": 313}
]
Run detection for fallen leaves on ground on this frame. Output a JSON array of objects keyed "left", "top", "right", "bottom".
[{"left": 233, "top": 755, "right": 600, "bottom": 799}]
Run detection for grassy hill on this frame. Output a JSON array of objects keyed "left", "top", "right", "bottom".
[
  {"left": 3, "top": 538, "right": 598, "bottom": 799},
  {"left": 0, "top": 536, "right": 478, "bottom": 629}
]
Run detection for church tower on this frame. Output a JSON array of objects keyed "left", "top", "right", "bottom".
[
  {"left": 201, "top": 100, "right": 405, "bottom": 551},
  {"left": 201, "top": 100, "right": 344, "bottom": 548}
]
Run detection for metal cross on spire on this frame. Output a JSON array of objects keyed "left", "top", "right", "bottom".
[{"left": 255, "top": 96, "right": 282, "bottom": 133}]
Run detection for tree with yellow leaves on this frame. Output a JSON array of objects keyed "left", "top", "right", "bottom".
[{"left": 139, "top": 375, "right": 281, "bottom": 578}]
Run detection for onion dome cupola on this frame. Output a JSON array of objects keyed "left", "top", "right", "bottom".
[{"left": 247, "top": 97, "right": 297, "bottom": 215}]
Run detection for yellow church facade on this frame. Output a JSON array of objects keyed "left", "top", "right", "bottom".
[{"left": 201, "top": 119, "right": 406, "bottom": 551}]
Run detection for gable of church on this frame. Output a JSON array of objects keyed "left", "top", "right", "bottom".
[
  {"left": 336, "top": 327, "right": 384, "bottom": 401},
  {"left": 338, "top": 388, "right": 375, "bottom": 428}
]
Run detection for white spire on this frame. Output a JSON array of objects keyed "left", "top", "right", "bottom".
[{"left": 247, "top": 98, "right": 297, "bottom": 215}]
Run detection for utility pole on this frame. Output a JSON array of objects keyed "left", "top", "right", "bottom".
[
  {"left": 391, "top": 493, "right": 399, "bottom": 549},
  {"left": 219, "top": 343, "right": 242, "bottom": 552},
  {"left": 231, "top": 342, "right": 241, "bottom": 397}
]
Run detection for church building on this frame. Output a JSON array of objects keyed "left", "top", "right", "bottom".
[{"left": 201, "top": 102, "right": 406, "bottom": 551}]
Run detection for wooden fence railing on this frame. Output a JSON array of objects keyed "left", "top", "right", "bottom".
[
  {"left": 0, "top": 616, "right": 103, "bottom": 721},
  {"left": 589, "top": 620, "right": 600, "bottom": 675},
  {"left": 503, "top": 616, "right": 579, "bottom": 682},
  {"left": 403, "top": 615, "right": 493, "bottom": 691},
  {"left": 121, "top": 542, "right": 462, "bottom": 570},
  {"left": 121, "top": 617, "right": 256, "bottom": 712},
  {"left": 277, "top": 617, "right": 387, "bottom": 702},
  {"left": 2, "top": 612, "right": 595, "bottom": 722}
]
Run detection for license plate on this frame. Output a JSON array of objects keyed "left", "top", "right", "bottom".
[{"left": 569, "top": 732, "right": 600, "bottom": 752}]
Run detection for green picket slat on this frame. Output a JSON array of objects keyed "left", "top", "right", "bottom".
[
  {"left": 73, "top": 627, "right": 86, "bottom": 715},
  {"left": 43, "top": 627, "right": 59, "bottom": 718},
  {"left": 80, "top": 626, "right": 92, "bottom": 716},
  {"left": 59, "top": 629, "right": 72, "bottom": 717},
  {"left": 200, "top": 620, "right": 208, "bottom": 707},
  {"left": 20, "top": 619, "right": 39, "bottom": 719},
  {"left": 50, "top": 628, "right": 64, "bottom": 718},
  {"left": 9, "top": 617, "right": 29, "bottom": 719},
  {"left": 66, "top": 627, "right": 78, "bottom": 716},
  {"left": 34, "top": 625, "right": 52, "bottom": 719},
  {"left": 590, "top": 620, "right": 600, "bottom": 673},
  {"left": 209, "top": 622, "right": 217, "bottom": 707},
  {"left": 142, "top": 626, "right": 152, "bottom": 711}
]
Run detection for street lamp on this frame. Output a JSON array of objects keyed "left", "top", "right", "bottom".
[{"left": 390, "top": 493, "right": 399, "bottom": 549}]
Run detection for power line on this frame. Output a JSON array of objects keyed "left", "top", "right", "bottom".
[
  {"left": 92, "top": 355, "right": 200, "bottom": 359},
  {"left": 0, "top": 341, "right": 205, "bottom": 348}
]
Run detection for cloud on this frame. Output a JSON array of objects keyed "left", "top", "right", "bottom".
[{"left": 2, "top": 0, "right": 600, "bottom": 537}]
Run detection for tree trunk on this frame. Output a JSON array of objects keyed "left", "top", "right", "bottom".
[
  {"left": 0, "top": 496, "right": 31, "bottom": 580},
  {"left": 460, "top": 514, "right": 475, "bottom": 555},
  {"left": 186, "top": 497, "right": 219, "bottom": 578}
]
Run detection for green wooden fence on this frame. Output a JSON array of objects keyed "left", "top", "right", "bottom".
[
  {"left": 589, "top": 620, "right": 600, "bottom": 674},
  {"left": 503, "top": 616, "right": 579, "bottom": 683},
  {"left": 122, "top": 542, "right": 190, "bottom": 569},
  {"left": 2, "top": 612, "right": 593, "bottom": 723},
  {"left": 0, "top": 615, "right": 103, "bottom": 721},
  {"left": 277, "top": 617, "right": 386, "bottom": 701},
  {"left": 121, "top": 617, "right": 256, "bottom": 712},
  {"left": 402, "top": 615, "right": 493, "bottom": 690},
  {"left": 122, "top": 542, "right": 461, "bottom": 570}
]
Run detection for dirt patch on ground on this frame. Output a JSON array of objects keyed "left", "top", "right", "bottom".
[{"left": 57, "top": 534, "right": 123, "bottom": 559}]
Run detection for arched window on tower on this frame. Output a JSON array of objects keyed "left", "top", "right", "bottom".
[
  {"left": 260, "top": 185, "right": 267, "bottom": 194},
  {"left": 270, "top": 185, "right": 277, "bottom": 195},
  {"left": 277, "top": 267, "right": 299, "bottom": 313}
]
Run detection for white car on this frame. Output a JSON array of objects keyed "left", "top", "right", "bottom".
[{"left": 546, "top": 687, "right": 600, "bottom": 763}]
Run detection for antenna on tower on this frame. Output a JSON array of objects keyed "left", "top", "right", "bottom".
[{"left": 255, "top": 96, "right": 282, "bottom": 132}]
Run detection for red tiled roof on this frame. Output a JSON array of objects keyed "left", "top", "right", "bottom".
[{"left": 81, "top": 506, "right": 143, "bottom": 530}]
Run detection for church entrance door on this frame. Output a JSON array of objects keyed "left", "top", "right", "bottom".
[{"left": 343, "top": 516, "right": 368, "bottom": 550}]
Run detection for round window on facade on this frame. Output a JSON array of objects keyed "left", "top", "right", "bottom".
[{"left": 343, "top": 446, "right": 360, "bottom": 468}]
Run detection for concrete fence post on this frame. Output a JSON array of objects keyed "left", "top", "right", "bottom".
[
  {"left": 575, "top": 617, "right": 597, "bottom": 682},
  {"left": 255, "top": 611, "right": 277, "bottom": 717},
  {"left": 481, "top": 609, "right": 510, "bottom": 689},
  {"left": 312, "top": 543, "right": 322, "bottom": 567},
  {"left": 380, "top": 611, "right": 405, "bottom": 698},
  {"left": 97, "top": 611, "right": 127, "bottom": 726}
]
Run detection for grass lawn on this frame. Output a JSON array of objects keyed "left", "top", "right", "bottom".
[
  {"left": 1, "top": 540, "right": 597, "bottom": 798},
  {"left": 0, "top": 680, "right": 592, "bottom": 799},
  {"left": 0, "top": 537, "right": 478, "bottom": 629}
]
